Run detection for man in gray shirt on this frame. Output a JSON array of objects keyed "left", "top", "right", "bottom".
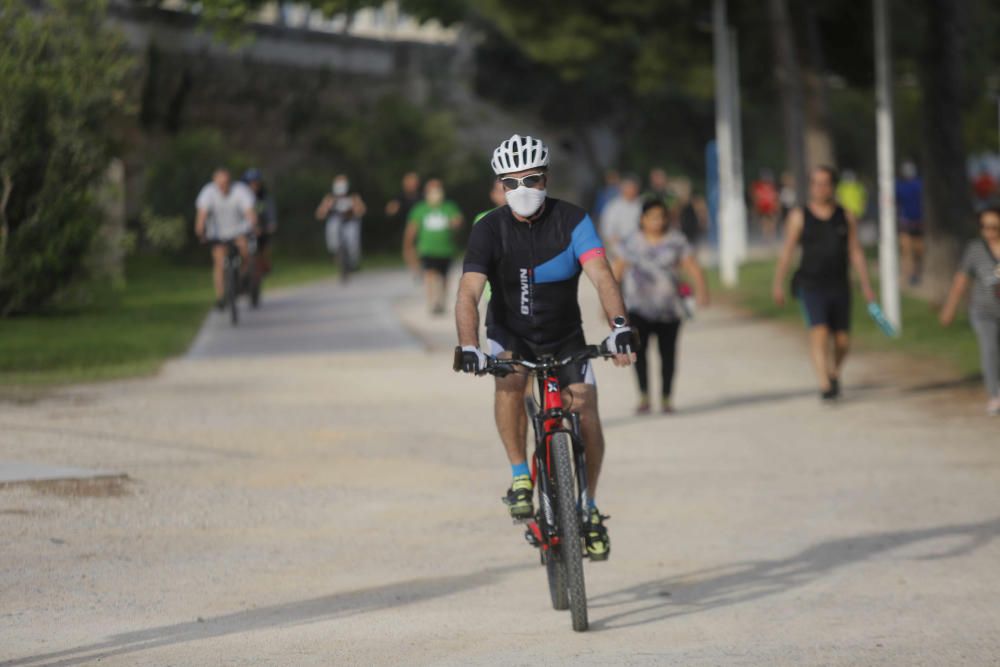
[
  {"left": 195, "top": 168, "right": 257, "bottom": 309},
  {"left": 599, "top": 174, "right": 642, "bottom": 261}
]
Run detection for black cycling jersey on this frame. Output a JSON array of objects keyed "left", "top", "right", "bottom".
[{"left": 463, "top": 198, "right": 605, "bottom": 345}]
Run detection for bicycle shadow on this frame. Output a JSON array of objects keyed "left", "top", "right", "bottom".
[
  {"left": 4, "top": 563, "right": 530, "bottom": 667},
  {"left": 588, "top": 516, "right": 1000, "bottom": 631}
]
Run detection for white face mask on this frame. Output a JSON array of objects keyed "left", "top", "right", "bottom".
[
  {"left": 505, "top": 186, "right": 546, "bottom": 218},
  {"left": 426, "top": 189, "right": 444, "bottom": 206},
  {"left": 333, "top": 180, "right": 348, "bottom": 196}
]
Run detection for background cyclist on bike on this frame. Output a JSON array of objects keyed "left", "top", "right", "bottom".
[
  {"left": 242, "top": 168, "right": 278, "bottom": 280},
  {"left": 195, "top": 167, "right": 257, "bottom": 310},
  {"left": 455, "top": 134, "right": 635, "bottom": 561}
]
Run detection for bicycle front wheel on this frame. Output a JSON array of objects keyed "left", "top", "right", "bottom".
[{"left": 551, "top": 432, "right": 587, "bottom": 631}]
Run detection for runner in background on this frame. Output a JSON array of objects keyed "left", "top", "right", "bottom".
[
  {"left": 751, "top": 169, "right": 780, "bottom": 241},
  {"left": 593, "top": 169, "right": 621, "bottom": 220},
  {"left": 473, "top": 179, "right": 507, "bottom": 225},
  {"left": 614, "top": 199, "right": 709, "bottom": 414},
  {"left": 674, "top": 176, "right": 708, "bottom": 249},
  {"left": 599, "top": 174, "right": 642, "bottom": 261},
  {"left": 385, "top": 171, "right": 421, "bottom": 222},
  {"left": 646, "top": 167, "right": 677, "bottom": 211},
  {"left": 779, "top": 170, "right": 797, "bottom": 224},
  {"left": 403, "top": 178, "right": 464, "bottom": 315},
  {"left": 896, "top": 161, "right": 925, "bottom": 286},
  {"left": 836, "top": 170, "right": 868, "bottom": 221},
  {"left": 972, "top": 169, "right": 997, "bottom": 210},
  {"left": 315, "top": 174, "right": 366, "bottom": 284},
  {"left": 472, "top": 180, "right": 508, "bottom": 303}
]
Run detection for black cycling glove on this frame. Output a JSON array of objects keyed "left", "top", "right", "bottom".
[
  {"left": 606, "top": 325, "right": 636, "bottom": 356},
  {"left": 455, "top": 345, "right": 487, "bottom": 374}
]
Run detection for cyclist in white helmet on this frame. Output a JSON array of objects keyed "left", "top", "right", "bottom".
[{"left": 454, "top": 134, "right": 636, "bottom": 561}]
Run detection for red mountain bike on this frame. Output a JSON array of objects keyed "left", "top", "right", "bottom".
[{"left": 455, "top": 343, "right": 615, "bottom": 632}]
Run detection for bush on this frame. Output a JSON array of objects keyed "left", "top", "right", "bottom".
[{"left": 0, "top": 0, "right": 133, "bottom": 316}]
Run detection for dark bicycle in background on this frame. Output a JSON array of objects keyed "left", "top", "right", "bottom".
[{"left": 454, "top": 343, "right": 616, "bottom": 632}]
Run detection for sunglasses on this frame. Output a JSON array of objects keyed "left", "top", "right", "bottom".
[{"left": 499, "top": 173, "right": 546, "bottom": 190}]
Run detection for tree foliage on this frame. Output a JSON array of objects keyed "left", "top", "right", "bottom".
[{"left": 0, "top": 0, "right": 133, "bottom": 316}]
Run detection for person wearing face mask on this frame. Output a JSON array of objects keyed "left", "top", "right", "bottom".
[
  {"left": 402, "top": 178, "right": 464, "bottom": 315},
  {"left": 454, "top": 134, "right": 636, "bottom": 562},
  {"left": 315, "top": 174, "right": 366, "bottom": 284}
]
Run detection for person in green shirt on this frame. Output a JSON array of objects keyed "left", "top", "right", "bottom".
[{"left": 403, "top": 178, "right": 464, "bottom": 315}]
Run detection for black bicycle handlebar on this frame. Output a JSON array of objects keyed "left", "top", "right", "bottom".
[{"left": 452, "top": 342, "right": 615, "bottom": 377}]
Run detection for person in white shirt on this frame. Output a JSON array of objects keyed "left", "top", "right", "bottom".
[
  {"left": 599, "top": 174, "right": 642, "bottom": 260},
  {"left": 195, "top": 168, "right": 257, "bottom": 308}
]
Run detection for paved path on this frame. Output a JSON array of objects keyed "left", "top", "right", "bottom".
[{"left": 1, "top": 270, "right": 999, "bottom": 666}]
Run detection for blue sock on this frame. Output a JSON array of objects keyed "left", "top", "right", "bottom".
[
  {"left": 511, "top": 462, "right": 530, "bottom": 479},
  {"left": 587, "top": 497, "right": 597, "bottom": 510}
]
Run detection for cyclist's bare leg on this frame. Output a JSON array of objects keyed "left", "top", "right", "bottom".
[
  {"left": 234, "top": 235, "right": 251, "bottom": 277},
  {"left": 210, "top": 244, "right": 226, "bottom": 299},
  {"left": 494, "top": 358, "right": 529, "bottom": 466},
  {"left": 808, "top": 325, "right": 833, "bottom": 391},
  {"left": 564, "top": 382, "right": 603, "bottom": 499}
]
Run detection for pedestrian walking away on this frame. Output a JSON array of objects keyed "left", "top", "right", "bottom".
[
  {"left": 772, "top": 166, "right": 877, "bottom": 401},
  {"left": 614, "top": 198, "right": 709, "bottom": 414},
  {"left": 751, "top": 169, "right": 780, "bottom": 242},
  {"left": 896, "top": 161, "right": 925, "bottom": 286},
  {"left": 315, "top": 174, "right": 366, "bottom": 284},
  {"left": 403, "top": 178, "right": 463, "bottom": 316},
  {"left": 940, "top": 206, "right": 1000, "bottom": 415}
]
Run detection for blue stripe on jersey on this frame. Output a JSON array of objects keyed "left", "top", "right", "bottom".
[
  {"left": 533, "top": 214, "right": 603, "bottom": 284},
  {"left": 571, "top": 215, "right": 603, "bottom": 257}
]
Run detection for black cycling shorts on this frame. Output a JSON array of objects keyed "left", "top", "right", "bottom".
[
  {"left": 487, "top": 326, "right": 595, "bottom": 387},
  {"left": 799, "top": 286, "right": 851, "bottom": 332},
  {"left": 420, "top": 256, "right": 452, "bottom": 277}
]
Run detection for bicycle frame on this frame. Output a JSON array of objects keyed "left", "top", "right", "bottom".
[{"left": 525, "top": 365, "right": 589, "bottom": 554}]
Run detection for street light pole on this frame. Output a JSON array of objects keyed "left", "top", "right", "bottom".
[
  {"left": 713, "top": 0, "right": 738, "bottom": 286},
  {"left": 729, "top": 27, "right": 748, "bottom": 262},
  {"left": 874, "top": 0, "right": 901, "bottom": 331}
]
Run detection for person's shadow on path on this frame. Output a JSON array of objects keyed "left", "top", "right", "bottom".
[
  {"left": 588, "top": 516, "right": 1000, "bottom": 631},
  {"left": 4, "top": 563, "right": 531, "bottom": 667}
]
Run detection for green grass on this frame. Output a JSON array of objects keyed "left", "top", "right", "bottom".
[
  {"left": 0, "top": 252, "right": 403, "bottom": 388},
  {"left": 708, "top": 259, "right": 982, "bottom": 377}
]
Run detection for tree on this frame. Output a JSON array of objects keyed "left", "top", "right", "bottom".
[
  {"left": 0, "top": 0, "right": 133, "bottom": 316},
  {"left": 919, "top": 0, "right": 974, "bottom": 286}
]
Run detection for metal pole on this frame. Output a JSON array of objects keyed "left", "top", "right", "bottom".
[
  {"left": 713, "top": 0, "right": 738, "bottom": 286},
  {"left": 874, "top": 0, "right": 901, "bottom": 330},
  {"left": 729, "top": 27, "right": 748, "bottom": 262}
]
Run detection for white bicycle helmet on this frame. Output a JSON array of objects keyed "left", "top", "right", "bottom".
[{"left": 491, "top": 134, "right": 549, "bottom": 175}]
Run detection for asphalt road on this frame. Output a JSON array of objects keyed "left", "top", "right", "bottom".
[{"left": 1, "top": 270, "right": 999, "bottom": 666}]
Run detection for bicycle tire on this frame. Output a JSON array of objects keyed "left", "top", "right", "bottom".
[
  {"left": 545, "top": 548, "right": 569, "bottom": 610},
  {"left": 551, "top": 432, "right": 587, "bottom": 631},
  {"left": 227, "top": 265, "right": 239, "bottom": 325}
]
